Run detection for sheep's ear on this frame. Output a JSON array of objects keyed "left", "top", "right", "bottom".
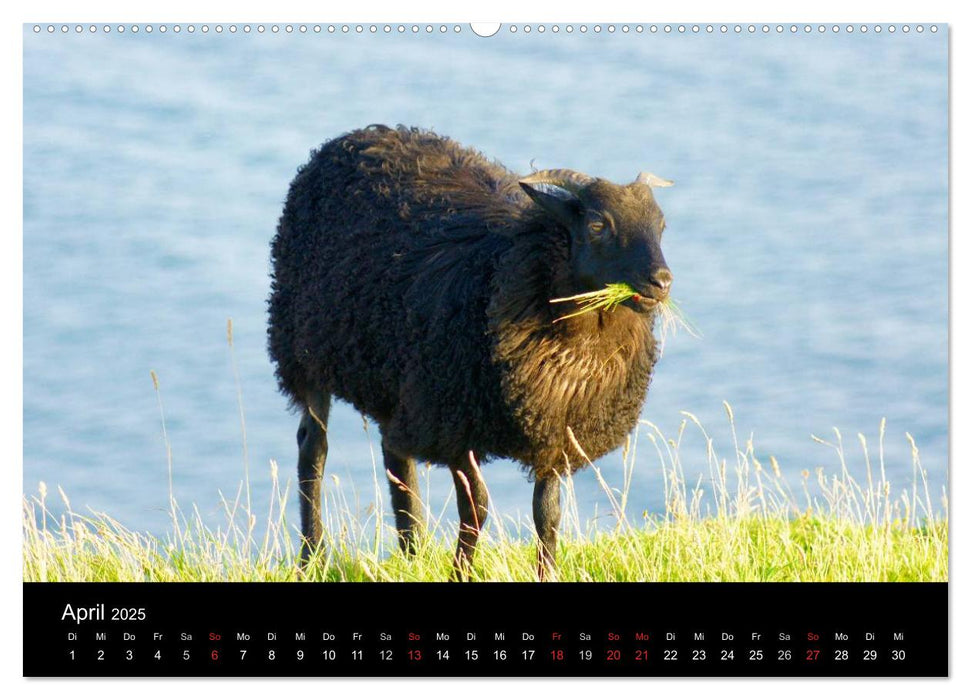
[{"left": 519, "top": 182, "right": 581, "bottom": 228}]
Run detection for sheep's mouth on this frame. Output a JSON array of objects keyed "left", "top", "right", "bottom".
[
  {"left": 627, "top": 294, "right": 656, "bottom": 306},
  {"left": 550, "top": 282, "right": 698, "bottom": 333},
  {"left": 623, "top": 287, "right": 666, "bottom": 311},
  {"left": 550, "top": 283, "right": 643, "bottom": 322}
]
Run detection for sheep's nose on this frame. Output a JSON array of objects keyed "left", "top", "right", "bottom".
[{"left": 649, "top": 268, "right": 673, "bottom": 295}]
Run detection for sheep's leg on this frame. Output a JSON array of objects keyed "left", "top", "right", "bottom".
[
  {"left": 296, "top": 393, "right": 331, "bottom": 564},
  {"left": 449, "top": 455, "right": 489, "bottom": 581},
  {"left": 382, "top": 440, "right": 423, "bottom": 556},
  {"left": 533, "top": 475, "right": 562, "bottom": 581}
]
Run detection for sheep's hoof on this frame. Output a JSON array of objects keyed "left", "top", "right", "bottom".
[
  {"left": 536, "top": 548, "right": 557, "bottom": 582},
  {"left": 298, "top": 539, "right": 326, "bottom": 571},
  {"left": 397, "top": 528, "right": 424, "bottom": 558},
  {"left": 450, "top": 551, "right": 475, "bottom": 582}
]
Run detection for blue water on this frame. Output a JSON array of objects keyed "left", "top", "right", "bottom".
[{"left": 23, "top": 26, "right": 948, "bottom": 540}]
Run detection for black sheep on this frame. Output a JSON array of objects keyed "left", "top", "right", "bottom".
[{"left": 268, "top": 125, "right": 673, "bottom": 579}]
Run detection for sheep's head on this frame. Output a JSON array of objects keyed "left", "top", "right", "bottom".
[{"left": 520, "top": 169, "right": 673, "bottom": 311}]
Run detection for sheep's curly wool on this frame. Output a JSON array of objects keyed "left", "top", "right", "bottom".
[{"left": 268, "top": 125, "right": 660, "bottom": 478}]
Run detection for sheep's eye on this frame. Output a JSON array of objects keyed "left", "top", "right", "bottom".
[{"left": 589, "top": 221, "right": 605, "bottom": 235}]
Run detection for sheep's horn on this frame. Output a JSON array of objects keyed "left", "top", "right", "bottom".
[
  {"left": 520, "top": 169, "right": 595, "bottom": 196},
  {"left": 634, "top": 171, "right": 674, "bottom": 188}
]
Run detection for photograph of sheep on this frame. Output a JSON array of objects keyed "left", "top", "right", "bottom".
[{"left": 23, "top": 24, "right": 948, "bottom": 583}]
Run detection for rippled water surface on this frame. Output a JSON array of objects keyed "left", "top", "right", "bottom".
[{"left": 24, "top": 27, "right": 948, "bottom": 539}]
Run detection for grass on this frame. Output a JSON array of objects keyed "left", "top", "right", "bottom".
[
  {"left": 550, "top": 283, "right": 642, "bottom": 320},
  {"left": 22, "top": 398, "right": 948, "bottom": 583},
  {"left": 550, "top": 283, "right": 701, "bottom": 342}
]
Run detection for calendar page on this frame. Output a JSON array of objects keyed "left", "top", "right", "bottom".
[{"left": 22, "top": 20, "right": 948, "bottom": 677}]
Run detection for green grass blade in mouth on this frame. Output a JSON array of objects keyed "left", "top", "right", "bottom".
[
  {"left": 549, "top": 284, "right": 701, "bottom": 340},
  {"left": 550, "top": 283, "right": 639, "bottom": 322}
]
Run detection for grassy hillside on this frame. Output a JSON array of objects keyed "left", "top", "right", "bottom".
[{"left": 23, "top": 406, "right": 948, "bottom": 583}]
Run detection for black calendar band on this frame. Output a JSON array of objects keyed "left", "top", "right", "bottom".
[{"left": 23, "top": 581, "right": 948, "bottom": 677}]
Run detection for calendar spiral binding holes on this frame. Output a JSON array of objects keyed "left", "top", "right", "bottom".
[{"left": 31, "top": 24, "right": 940, "bottom": 36}]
